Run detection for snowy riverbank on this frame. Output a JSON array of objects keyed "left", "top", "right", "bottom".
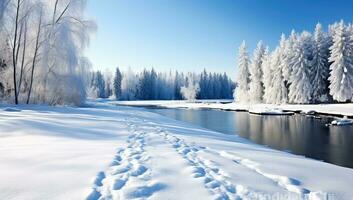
[
  {"left": 115, "top": 100, "right": 353, "bottom": 117},
  {"left": 1, "top": 101, "right": 353, "bottom": 200}
]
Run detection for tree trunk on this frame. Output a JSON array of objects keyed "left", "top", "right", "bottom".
[
  {"left": 27, "top": 9, "right": 42, "bottom": 104},
  {"left": 17, "top": 20, "right": 27, "bottom": 98},
  {"left": 12, "top": 0, "right": 21, "bottom": 104}
]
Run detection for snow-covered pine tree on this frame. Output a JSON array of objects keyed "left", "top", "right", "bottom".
[
  {"left": 282, "top": 30, "right": 297, "bottom": 83},
  {"left": 198, "top": 69, "right": 208, "bottom": 99},
  {"left": 262, "top": 47, "right": 272, "bottom": 103},
  {"left": 279, "top": 33, "right": 294, "bottom": 101},
  {"left": 288, "top": 32, "right": 314, "bottom": 104},
  {"left": 311, "top": 23, "right": 331, "bottom": 102},
  {"left": 137, "top": 69, "right": 150, "bottom": 100},
  {"left": 234, "top": 41, "right": 250, "bottom": 103},
  {"left": 249, "top": 41, "right": 265, "bottom": 103},
  {"left": 328, "top": 21, "right": 353, "bottom": 102},
  {"left": 95, "top": 71, "right": 106, "bottom": 98},
  {"left": 113, "top": 67, "right": 122, "bottom": 100},
  {"left": 104, "top": 71, "right": 113, "bottom": 98},
  {"left": 121, "top": 67, "right": 138, "bottom": 100},
  {"left": 268, "top": 47, "right": 287, "bottom": 104}
]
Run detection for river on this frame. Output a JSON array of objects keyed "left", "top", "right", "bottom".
[{"left": 148, "top": 107, "right": 353, "bottom": 169}]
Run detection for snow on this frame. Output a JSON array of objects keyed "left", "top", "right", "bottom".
[
  {"left": 248, "top": 107, "right": 294, "bottom": 115},
  {"left": 1, "top": 101, "right": 353, "bottom": 200},
  {"left": 2, "top": 107, "right": 22, "bottom": 112},
  {"left": 331, "top": 118, "right": 353, "bottom": 126},
  {"left": 115, "top": 100, "right": 353, "bottom": 117}
]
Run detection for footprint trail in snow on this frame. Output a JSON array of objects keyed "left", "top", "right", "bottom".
[
  {"left": 87, "top": 118, "right": 328, "bottom": 200},
  {"left": 153, "top": 124, "right": 327, "bottom": 200},
  {"left": 86, "top": 118, "right": 163, "bottom": 200},
  {"left": 155, "top": 127, "right": 250, "bottom": 200}
]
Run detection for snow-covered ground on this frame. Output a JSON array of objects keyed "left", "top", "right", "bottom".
[
  {"left": 115, "top": 100, "right": 353, "bottom": 117},
  {"left": 1, "top": 101, "right": 353, "bottom": 200}
]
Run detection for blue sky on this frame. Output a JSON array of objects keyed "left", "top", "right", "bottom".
[{"left": 85, "top": 0, "right": 353, "bottom": 79}]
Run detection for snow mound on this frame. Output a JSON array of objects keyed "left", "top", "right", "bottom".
[
  {"left": 301, "top": 110, "right": 317, "bottom": 115},
  {"left": 249, "top": 107, "right": 294, "bottom": 115},
  {"left": 2, "top": 107, "right": 22, "bottom": 112},
  {"left": 331, "top": 118, "right": 353, "bottom": 126}
]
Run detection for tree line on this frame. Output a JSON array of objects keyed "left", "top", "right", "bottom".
[
  {"left": 2, "top": 1, "right": 352, "bottom": 105},
  {"left": 0, "top": 0, "right": 95, "bottom": 105},
  {"left": 89, "top": 68, "right": 235, "bottom": 101},
  {"left": 235, "top": 21, "right": 353, "bottom": 104}
]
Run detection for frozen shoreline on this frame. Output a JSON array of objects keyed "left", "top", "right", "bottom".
[
  {"left": 1, "top": 101, "right": 352, "bottom": 199},
  {"left": 114, "top": 100, "right": 353, "bottom": 118}
]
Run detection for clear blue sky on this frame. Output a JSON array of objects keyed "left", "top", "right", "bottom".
[{"left": 85, "top": 0, "right": 353, "bottom": 79}]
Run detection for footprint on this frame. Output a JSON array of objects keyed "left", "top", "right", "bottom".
[
  {"left": 125, "top": 182, "right": 167, "bottom": 198},
  {"left": 86, "top": 188, "right": 101, "bottom": 200},
  {"left": 220, "top": 151, "right": 311, "bottom": 195},
  {"left": 188, "top": 166, "right": 206, "bottom": 178},
  {"left": 111, "top": 163, "right": 131, "bottom": 175},
  {"left": 92, "top": 171, "right": 105, "bottom": 187},
  {"left": 130, "top": 165, "right": 148, "bottom": 177},
  {"left": 205, "top": 179, "right": 221, "bottom": 189},
  {"left": 111, "top": 178, "right": 127, "bottom": 190}
]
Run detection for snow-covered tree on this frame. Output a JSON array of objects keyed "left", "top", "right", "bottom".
[
  {"left": 288, "top": 32, "right": 314, "bottom": 104},
  {"left": 268, "top": 47, "right": 287, "bottom": 104},
  {"left": 121, "top": 67, "right": 138, "bottom": 100},
  {"left": 311, "top": 23, "right": 331, "bottom": 102},
  {"left": 0, "top": 0, "right": 95, "bottom": 105},
  {"left": 282, "top": 31, "right": 297, "bottom": 83},
  {"left": 234, "top": 41, "right": 250, "bottom": 103},
  {"left": 104, "top": 71, "right": 113, "bottom": 98},
  {"left": 180, "top": 73, "right": 199, "bottom": 102},
  {"left": 95, "top": 71, "right": 106, "bottom": 98},
  {"left": 262, "top": 47, "right": 272, "bottom": 103},
  {"left": 328, "top": 21, "right": 353, "bottom": 102},
  {"left": 249, "top": 41, "right": 265, "bottom": 103},
  {"left": 113, "top": 67, "right": 122, "bottom": 99}
]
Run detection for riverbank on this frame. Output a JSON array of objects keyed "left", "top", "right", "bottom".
[
  {"left": 1, "top": 101, "right": 353, "bottom": 199},
  {"left": 114, "top": 100, "right": 353, "bottom": 118}
]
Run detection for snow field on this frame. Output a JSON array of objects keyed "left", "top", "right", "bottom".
[{"left": 1, "top": 102, "right": 353, "bottom": 200}]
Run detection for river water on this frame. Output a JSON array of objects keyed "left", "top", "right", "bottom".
[{"left": 148, "top": 107, "right": 353, "bottom": 169}]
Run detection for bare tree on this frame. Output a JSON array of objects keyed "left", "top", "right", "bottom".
[
  {"left": 11, "top": 0, "right": 21, "bottom": 104},
  {"left": 17, "top": 18, "right": 27, "bottom": 97},
  {"left": 27, "top": 5, "right": 42, "bottom": 104}
]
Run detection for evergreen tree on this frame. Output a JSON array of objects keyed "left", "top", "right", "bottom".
[
  {"left": 198, "top": 69, "right": 208, "bottom": 99},
  {"left": 312, "top": 23, "right": 331, "bottom": 102},
  {"left": 288, "top": 32, "right": 314, "bottom": 103},
  {"left": 268, "top": 47, "right": 287, "bottom": 104},
  {"left": 262, "top": 47, "right": 272, "bottom": 103},
  {"left": 174, "top": 71, "right": 183, "bottom": 100},
  {"left": 150, "top": 68, "right": 157, "bottom": 99},
  {"left": 113, "top": 67, "right": 122, "bottom": 100},
  {"left": 249, "top": 41, "right": 265, "bottom": 103},
  {"left": 137, "top": 69, "right": 150, "bottom": 100},
  {"left": 104, "top": 72, "right": 113, "bottom": 98},
  {"left": 95, "top": 71, "right": 105, "bottom": 98},
  {"left": 234, "top": 41, "right": 250, "bottom": 103},
  {"left": 282, "top": 30, "right": 297, "bottom": 92},
  {"left": 121, "top": 67, "right": 138, "bottom": 100},
  {"left": 328, "top": 21, "right": 353, "bottom": 102}
]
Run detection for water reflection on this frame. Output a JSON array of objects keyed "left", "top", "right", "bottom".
[{"left": 149, "top": 108, "right": 353, "bottom": 168}]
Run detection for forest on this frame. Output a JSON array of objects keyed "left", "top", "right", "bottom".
[
  {"left": 89, "top": 68, "right": 235, "bottom": 101},
  {"left": 236, "top": 21, "right": 353, "bottom": 104},
  {"left": 1, "top": 0, "right": 353, "bottom": 105},
  {"left": 0, "top": 0, "right": 234, "bottom": 105}
]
